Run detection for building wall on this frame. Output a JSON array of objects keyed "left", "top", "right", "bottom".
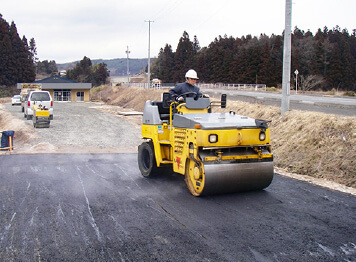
[
  {"left": 71, "top": 89, "right": 90, "bottom": 102},
  {"left": 42, "top": 89, "right": 90, "bottom": 102}
]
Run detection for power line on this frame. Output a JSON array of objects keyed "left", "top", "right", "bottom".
[{"left": 152, "top": 0, "right": 185, "bottom": 21}]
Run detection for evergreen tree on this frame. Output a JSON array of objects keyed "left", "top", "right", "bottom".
[
  {"left": 0, "top": 15, "right": 35, "bottom": 86},
  {"left": 0, "top": 14, "right": 15, "bottom": 86},
  {"left": 259, "top": 42, "right": 275, "bottom": 86},
  {"left": 0, "top": 33, "right": 15, "bottom": 86},
  {"left": 29, "top": 38, "right": 38, "bottom": 64},
  {"left": 37, "top": 60, "right": 58, "bottom": 75},
  {"left": 327, "top": 43, "right": 343, "bottom": 88},
  {"left": 66, "top": 56, "right": 109, "bottom": 86},
  {"left": 151, "top": 26, "right": 355, "bottom": 90},
  {"left": 92, "top": 62, "right": 109, "bottom": 86},
  {"left": 151, "top": 44, "right": 174, "bottom": 82},
  {"left": 9, "top": 22, "right": 35, "bottom": 83},
  {"left": 173, "top": 31, "right": 195, "bottom": 82}
]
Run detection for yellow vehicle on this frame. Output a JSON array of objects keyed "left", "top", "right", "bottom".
[
  {"left": 138, "top": 92, "right": 274, "bottom": 196},
  {"left": 32, "top": 104, "right": 50, "bottom": 128}
]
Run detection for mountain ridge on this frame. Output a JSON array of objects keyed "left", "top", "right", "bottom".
[{"left": 57, "top": 58, "right": 149, "bottom": 76}]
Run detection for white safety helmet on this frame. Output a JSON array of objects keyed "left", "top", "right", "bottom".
[{"left": 185, "top": 69, "right": 199, "bottom": 80}]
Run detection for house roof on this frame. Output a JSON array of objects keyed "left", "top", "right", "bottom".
[
  {"left": 17, "top": 75, "right": 92, "bottom": 90},
  {"left": 34, "top": 75, "right": 77, "bottom": 83}
]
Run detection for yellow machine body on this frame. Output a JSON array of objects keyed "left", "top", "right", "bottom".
[
  {"left": 138, "top": 94, "right": 274, "bottom": 196},
  {"left": 33, "top": 105, "right": 50, "bottom": 128}
]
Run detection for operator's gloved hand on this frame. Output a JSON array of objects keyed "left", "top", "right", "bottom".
[
  {"left": 203, "top": 94, "right": 210, "bottom": 98},
  {"left": 177, "top": 96, "right": 184, "bottom": 102}
]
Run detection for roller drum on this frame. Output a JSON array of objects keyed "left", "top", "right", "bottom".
[{"left": 202, "top": 161, "right": 274, "bottom": 195}]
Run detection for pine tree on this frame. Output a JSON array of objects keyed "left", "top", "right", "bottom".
[
  {"left": 0, "top": 14, "right": 14, "bottom": 86},
  {"left": 173, "top": 31, "right": 195, "bottom": 82},
  {"left": 327, "top": 43, "right": 343, "bottom": 88},
  {"left": 29, "top": 38, "right": 38, "bottom": 64},
  {"left": 66, "top": 57, "right": 109, "bottom": 86},
  {"left": 153, "top": 26, "right": 355, "bottom": 90},
  {"left": 0, "top": 17, "right": 35, "bottom": 86},
  {"left": 151, "top": 44, "right": 174, "bottom": 82}
]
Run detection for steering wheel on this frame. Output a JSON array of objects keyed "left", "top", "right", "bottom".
[{"left": 176, "top": 92, "right": 198, "bottom": 102}]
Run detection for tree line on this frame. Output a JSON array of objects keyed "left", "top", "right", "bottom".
[
  {"left": 65, "top": 56, "right": 110, "bottom": 87},
  {"left": 152, "top": 27, "right": 356, "bottom": 91},
  {"left": 0, "top": 14, "right": 36, "bottom": 87},
  {"left": 0, "top": 15, "right": 109, "bottom": 89}
]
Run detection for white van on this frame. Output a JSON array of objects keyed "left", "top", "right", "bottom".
[{"left": 24, "top": 91, "right": 53, "bottom": 120}]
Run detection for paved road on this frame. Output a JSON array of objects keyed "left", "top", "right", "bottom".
[
  {"left": 1, "top": 154, "right": 355, "bottom": 261},
  {"left": 203, "top": 89, "right": 356, "bottom": 116}
]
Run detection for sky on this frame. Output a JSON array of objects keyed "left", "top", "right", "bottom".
[{"left": 1, "top": 0, "right": 355, "bottom": 64}]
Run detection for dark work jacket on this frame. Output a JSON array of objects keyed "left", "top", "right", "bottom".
[{"left": 168, "top": 82, "right": 202, "bottom": 98}]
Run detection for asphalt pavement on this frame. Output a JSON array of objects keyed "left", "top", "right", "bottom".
[{"left": 1, "top": 154, "right": 355, "bottom": 261}]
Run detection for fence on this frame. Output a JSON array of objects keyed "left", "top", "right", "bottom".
[
  {"left": 123, "top": 82, "right": 266, "bottom": 91},
  {"left": 197, "top": 83, "right": 266, "bottom": 91},
  {"left": 123, "top": 83, "right": 174, "bottom": 89}
]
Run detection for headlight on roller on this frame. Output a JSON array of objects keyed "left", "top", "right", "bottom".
[
  {"left": 259, "top": 131, "right": 266, "bottom": 141},
  {"left": 209, "top": 134, "right": 218, "bottom": 143}
]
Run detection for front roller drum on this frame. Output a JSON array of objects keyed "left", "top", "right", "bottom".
[{"left": 185, "top": 161, "right": 274, "bottom": 196}]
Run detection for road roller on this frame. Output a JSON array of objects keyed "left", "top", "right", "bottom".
[{"left": 138, "top": 92, "right": 274, "bottom": 196}]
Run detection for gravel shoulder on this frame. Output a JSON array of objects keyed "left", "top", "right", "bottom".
[{"left": 1, "top": 102, "right": 143, "bottom": 154}]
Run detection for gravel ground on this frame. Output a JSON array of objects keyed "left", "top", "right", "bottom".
[{"left": 3, "top": 102, "right": 143, "bottom": 153}]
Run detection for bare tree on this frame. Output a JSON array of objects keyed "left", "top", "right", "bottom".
[{"left": 300, "top": 75, "right": 325, "bottom": 92}]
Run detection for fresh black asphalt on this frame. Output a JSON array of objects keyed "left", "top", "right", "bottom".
[{"left": 1, "top": 154, "right": 355, "bottom": 261}]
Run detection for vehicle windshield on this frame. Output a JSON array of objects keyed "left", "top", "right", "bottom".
[
  {"left": 31, "top": 92, "right": 50, "bottom": 101},
  {"left": 13, "top": 95, "right": 20, "bottom": 99}
]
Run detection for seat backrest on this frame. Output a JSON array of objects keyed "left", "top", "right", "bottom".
[
  {"left": 153, "top": 101, "right": 170, "bottom": 115},
  {"left": 162, "top": 92, "right": 171, "bottom": 108}
]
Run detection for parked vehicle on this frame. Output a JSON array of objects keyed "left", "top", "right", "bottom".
[
  {"left": 20, "top": 83, "right": 42, "bottom": 112},
  {"left": 24, "top": 91, "right": 53, "bottom": 120},
  {"left": 11, "top": 95, "right": 21, "bottom": 106}
]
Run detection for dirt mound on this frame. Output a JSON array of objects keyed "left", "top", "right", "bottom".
[
  {"left": 91, "top": 85, "right": 162, "bottom": 111},
  {"left": 0, "top": 104, "right": 36, "bottom": 151}
]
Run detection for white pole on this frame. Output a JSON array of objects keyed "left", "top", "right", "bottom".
[
  {"left": 126, "top": 46, "right": 130, "bottom": 86},
  {"left": 281, "top": 0, "right": 292, "bottom": 114},
  {"left": 145, "top": 20, "right": 154, "bottom": 89},
  {"left": 294, "top": 69, "right": 299, "bottom": 94}
]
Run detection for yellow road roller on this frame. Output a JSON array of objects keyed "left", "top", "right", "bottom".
[
  {"left": 32, "top": 104, "right": 50, "bottom": 128},
  {"left": 138, "top": 93, "right": 274, "bottom": 196}
]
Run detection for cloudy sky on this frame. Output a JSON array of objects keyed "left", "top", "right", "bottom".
[{"left": 1, "top": 0, "right": 355, "bottom": 63}]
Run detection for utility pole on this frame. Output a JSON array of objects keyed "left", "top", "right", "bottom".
[
  {"left": 145, "top": 20, "right": 154, "bottom": 89},
  {"left": 126, "top": 46, "right": 130, "bottom": 86},
  {"left": 281, "top": 0, "right": 292, "bottom": 114}
]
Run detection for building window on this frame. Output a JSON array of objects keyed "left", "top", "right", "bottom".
[{"left": 54, "top": 89, "right": 71, "bottom": 101}]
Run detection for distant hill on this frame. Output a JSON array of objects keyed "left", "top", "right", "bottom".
[{"left": 57, "top": 58, "right": 148, "bottom": 76}]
